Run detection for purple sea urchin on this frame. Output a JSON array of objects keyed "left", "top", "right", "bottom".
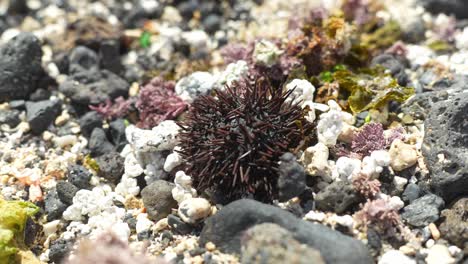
[{"left": 178, "top": 78, "right": 312, "bottom": 202}]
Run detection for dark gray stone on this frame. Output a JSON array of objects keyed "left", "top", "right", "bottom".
[
  {"left": 109, "top": 119, "right": 127, "bottom": 150},
  {"left": 99, "top": 40, "right": 124, "bottom": 74},
  {"left": 45, "top": 189, "right": 67, "bottom": 221},
  {"left": 49, "top": 239, "right": 72, "bottom": 264},
  {"left": 26, "top": 100, "right": 61, "bottom": 134},
  {"left": 59, "top": 68, "right": 129, "bottom": 107},
  {"left": 96, "top": 152, "right": 124, "bottom": 184},
  {"left": 9, "top": 100, "right": 25, "bottom": 110},
  {"left": 56, "top": 181, "right": 79, "bottom": 205},
  {"left": 422, "top": 91, "right": 468, "bottom": 202},
  {"left": 0, "top": 109, "right": 20, "bottom": 127},
  {"left": 88, "top": 128, "right": 114, "bottom": 156},
  {"left": 420, "top": 0, "right": 468, "bottom": 19},
  {"left": 168, "top": 214, "right": 193, "bottom": 235},
  {"left": 69, "top": 46, "right": 99, "bottom": 73},
  {"left": 0, "top": 33, "right": 45, "bottom": 102},
  {"left": 315, "top": 181, "right": 362, "bottom": 214},
  {"left": 371, "top": 54, "right": 408, "bottom": 86},
  {"left": 402, "top": 183, "right": 421, "bottom": 203},
  {"left": 241, "top": 223, "right": 325, "bottom": 264},
  {"left": 200, "top": 199, "right": 372, "bottom": 264},
  {"left": 29, "top": 88, "right": 51, "bottom": 101},
  {"left": 67, "top": 165, "right": 92, "bottom": 189},
  {"left": 141, "top": 180, "right": 177, "bottom": 221},
  {"left": 79, "top": 111, "right": 103, "bottom": 137},
  {"left": 203, "top": 14, "right": 222, "bottom": 34},
  {"left": 401, "top": 194, "right": 445, "bottom": 227},
  {"left": 277, "top": 153, "right": 306, "bottom": 202}
]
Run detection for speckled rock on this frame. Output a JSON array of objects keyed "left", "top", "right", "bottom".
[
  {"left": 141, "top": 180, "right": 177, "bottom": 221},
  {"left": 241, "top": 223, "right": 325, "bottom": 264},
  {"left": 315, "top": 181, "right": 362, "bottom": 214},
  {"left": 438, "top": 197, "right": 468, "bottom": 253},
  {"left": 0, "top": 33, "right": 45, "bottom": 102},
  {"left": 422, "top": 91, "right": 468, "bottom": 202},
  {"left": 56, "top": 181, "right": 79, "bottom": 205},
  {"left": 200, "top": 199, "right": 372, "bottom": 264},
  {"left": 96, "top": 152, "right": 125, "bottom": 184},
  {"left": 277, "top": 153, "right": 306, "bottom": 202},
  {"left": 67, "top": 165, "right": 92, "bottom": 189},
  {"left": 401, "top": 194, "right": 445, "bottom": 227}
]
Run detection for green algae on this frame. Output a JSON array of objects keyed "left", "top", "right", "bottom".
[
  {"left": 0, "top": 199, "right": 39, "bottom": 264},
  {"left": 332, "top": 67, "right": 414, "bottom": 114}
]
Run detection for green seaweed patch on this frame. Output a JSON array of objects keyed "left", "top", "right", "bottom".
[
  {"left": 360, "top": 20, "right": 401, "bottom": 52},
  {"left": 332, "top": 67, "right": 414, "bottom": 114},
  {"left": 0, "top": 199, "right": 39, "bottom": 264},
  {"left": 427, "top": 40, "right": 454, "bottom": 53}
]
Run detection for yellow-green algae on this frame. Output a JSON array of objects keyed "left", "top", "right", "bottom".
[
  {"left": 0, "top": 198, "right": 39, "bottom": 264},
  {"left": 332, "top": 67, "right": 414, "bottom": 114}
]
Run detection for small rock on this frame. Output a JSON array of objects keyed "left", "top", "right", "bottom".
[
  {"left": 44, "top": 189, "right": 67, "bottom": 221},
  {"left": 68, "top": 46, "right": 99, "bottom": 73},
  {"left": 109, "top": 119, "right": 127, "bottom": 150},
  {"left": 0, "top": 109, "right": 21, "bottom": 127},
  {"left": 202, "top": 14, "right": 222, "bottom": 34},
  {"left": 439, "top": 197, "right": 468, "bottom": 253},
  {"left": 56, "top": 181, "right": 79, "bottom": 205},
  {"left": 371, "top": 54, "right": 408, "bottom": 86},
  {"left": 378, "top": 250, "right": 416, "bottom": 264},
  {"left": 99, "top": 40, "right": 123, "bottom": 74},
  {"left": 67, "top": 165, "right": 92, "bottom": 189},
  {"left": 401, "top": 194, "right": 445, "bottom": 227},
  {"left": 277, "top": 153, "right": 306, "bottom": 202},
  {"left": 428, "top": 223, "right": 440, "bottom": 240},
  {"left": 0, "top": 33, "right": 45, "bottom": 102},
  {"left": 402, "top": 183, "right": 421, "bottom": 203},
  {"left": 78, "top": 111, "right": 103, "bottom": 137},
  {"left": 175, "top": 72, "right": 216, "bottom": 103},
  {"left": 29, "top": 88, "right": 51, "bottom": 101},
  {"left": 425, "top": 244, "right": 455, "bottom": 264},
  {"left": 88, "top": 128, "right": 114, "bottom": 156},
  {"left": 59, "top": 64, "right": 129, "bottom": 107},
  {"left": 241, "top": 223, "right": 325, "bottom": 264},
  {"left": 315, "top": 181, "right": 362, "bottom": 214},
  {"left": 178, "top": 198, "right": 211, "bottom": 224},
  {"left": 200, "top": 199, "right": 372, "bottom": 264},
  {"left": 49, "top": 239, "right": 72, "bottom": 264},
  {"left": 96, "top": 152, "right": 125, "bottom": 184},
  {"left": 389, "top": 139, "right": 418, "bottom": 171},
  {"left": 26, "top": 100, "right": 61, "bottom": 134},
  {"left": 167, "top": 214, "right": 193, "bottom": 235},
  {"left": 141, "top": 180, "right": 177, "bottom": 221}
]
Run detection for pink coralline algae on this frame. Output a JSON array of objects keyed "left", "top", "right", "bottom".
[
  {"left": 352, "top": 173, "right": 381, "bottom": 199},
  {"left": 89, "top": 96, "right": 133, "bottom": 120},
  {"left": 354, "top": 198, "right": 402, "bottom": 236},
  {"left": 351, "top": 122, "right": 386, "bottom": 157},
  {"left": 136, "top": 77, "right": 188, "bottom": 129}
]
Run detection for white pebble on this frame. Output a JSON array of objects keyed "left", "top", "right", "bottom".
[
  {"left": 178, "top": 198, "right": 211, "bottom": 224},
  {"left": 378, "top": 250, "right": 416, "bottom": 264}
]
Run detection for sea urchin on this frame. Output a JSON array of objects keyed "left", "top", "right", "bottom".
[{"left": 178, "top": 78, "right": 311, "bottom": 202}]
